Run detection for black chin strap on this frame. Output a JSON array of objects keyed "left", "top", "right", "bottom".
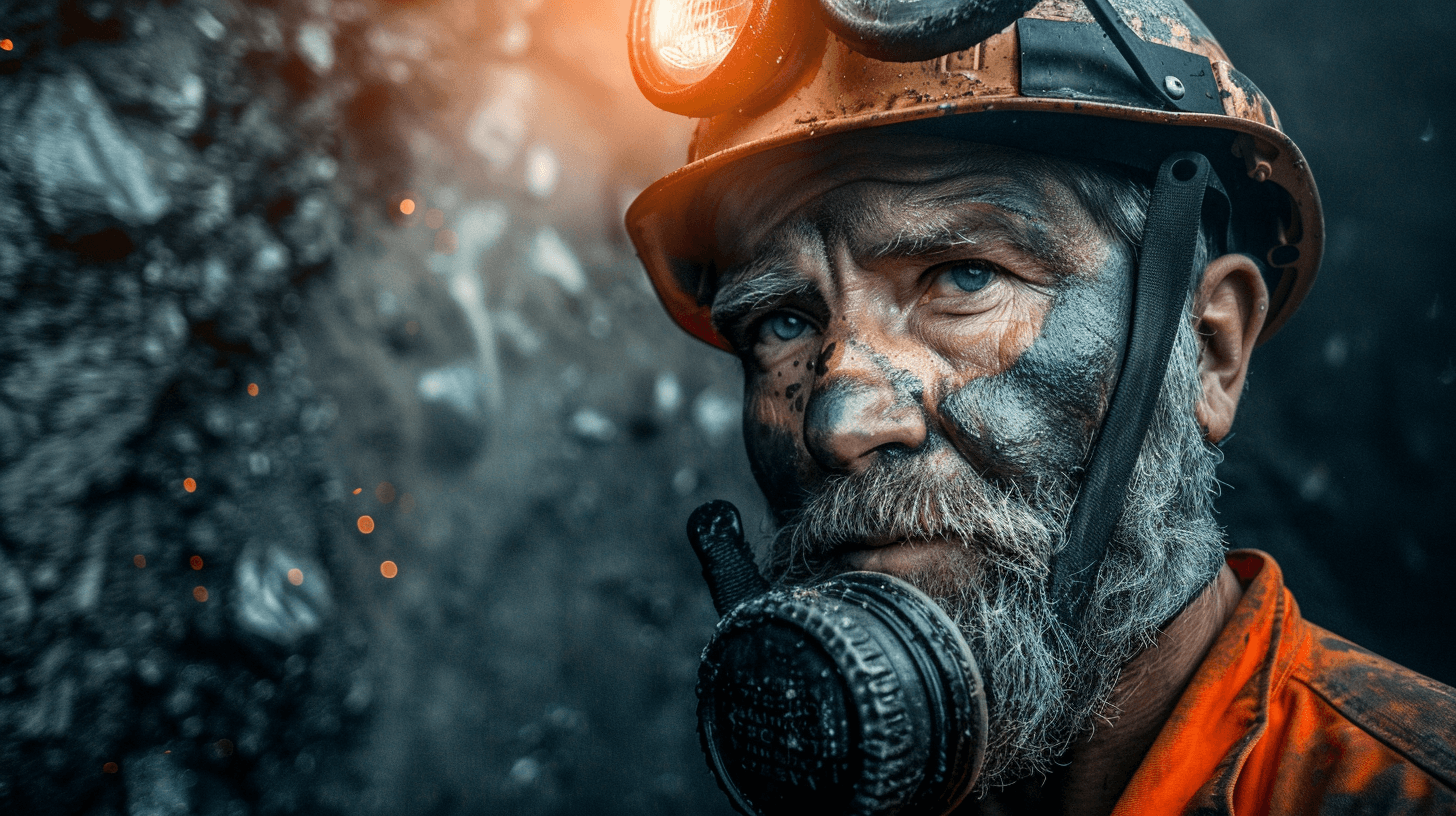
[{"left": 1049, "top": 152, "right": 1219, "bottom": 631}]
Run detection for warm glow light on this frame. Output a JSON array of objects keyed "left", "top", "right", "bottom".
[
  {"left": 380, "top": 560, "right": 398, "bottom": 579},
  {"left": 357, "top": 515, "right": 375, "bottom": 534},
  {"left": 649, "top": 0, "right": 752, "bottom": 85},
  {"left": 288, "top": 568, "right": 304, "bottom": 586},
  {"left": 353, "top": 487, "right": 363, "bottom": 495},
  {"left": 103, "top": 762, "right": 118, "bottom": 773},
  {"left": 133, "top": 554, "right": 146, "bottom": 568},
  {"left": 190, "top": 555, "right": 204, "bottom": 570},
  {"left": 0, "top": 40, "right": 12, "bottom": 52},
  {"left": 183, "top": 477, "right": 197, "bottom": 493},
  {"left": 400, "top": 198, "right": 416, "bottom": 215},
  {"left": 247, "top": 382, "right": 259, "bottom": 396},
  {"left": 193, "top": 586, "right": 209, "bottom": 602}
]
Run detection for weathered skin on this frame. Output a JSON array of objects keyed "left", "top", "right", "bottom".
[
  {"left": 705, "top": 133, "right": 1270, "bottom": 814},
  {"left": 709, "top": 136, "right": 1134, "bottom": 551}
]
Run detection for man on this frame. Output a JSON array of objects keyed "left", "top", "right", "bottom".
[{"left": 625, "top": 0, "right": 1456, "bottom": 813}]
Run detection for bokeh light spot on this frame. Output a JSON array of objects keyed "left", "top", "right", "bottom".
[
  {"left": 103, "top": 761, "right": 118, "bottom": 773},
  {"left": 190, "top": 555, "right": 204, "bottom": 570},
  {"left": 357, "top": 515, "right": 375, "bottom": 534},
  {"left": 247, "top": 382, "right": 259, "bottom": 396},
  {"left": 380, "top": 560, "right": 398, "bottom": 579},
  {"left": 183, "top": 477, "right": 197, "bottom": 493},
  {"left": 0, "top": 40, "right": 13, "bottom": 52},
  {"left": 353, "top": 487, "right": 362, "bottom": 495},
  {"left": 133, "top": 554, "right": 146, "bottom": 568},
  {"left": 399, "top": 198, "right": 415, "bottom": 215},
  {"left": 193, "top": 586, "right": 209, "bottom": 602},
  {"left": 375, "top": 481, "right": 396, "bottom": 504},
  {"left": 287, "top": 568, "right": 304, "bottom": 586},
  {"left": 425, "top": 208, "right": 445, "bottom": 230}
]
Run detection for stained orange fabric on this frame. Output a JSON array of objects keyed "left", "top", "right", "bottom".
[{"left": 1111, "top": 550, "right": 1456, "bottom": 815}]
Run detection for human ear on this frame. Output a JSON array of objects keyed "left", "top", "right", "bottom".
[{"left": 1191, "top": 254, "right": 1268, "bottom": 443}]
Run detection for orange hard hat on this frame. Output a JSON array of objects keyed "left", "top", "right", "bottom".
[{"left": 624, "top": 0, "right": 1323, "bottom": 352}]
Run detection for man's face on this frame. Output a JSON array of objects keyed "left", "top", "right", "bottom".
[
  {"left": 710, "top": 135, "right": 1130, "bottom": 580},
  {"left": 705, "top": 134, "right": 1228, "bottom": 786}
]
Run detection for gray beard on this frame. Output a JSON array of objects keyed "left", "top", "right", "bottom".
[{"left": 762, "top": 315, "right": 1227, "bottom": 790}]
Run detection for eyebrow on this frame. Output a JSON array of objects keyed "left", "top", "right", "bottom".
[{"left": 710, "top": 256, "right": 820, "bottom": 335}]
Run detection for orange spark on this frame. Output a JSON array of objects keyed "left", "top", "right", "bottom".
[
  {"left": 380, "top": 560, "right": 398, "bottom": 579},
  {"left": 0, "top": 40, "right": 13, "bottom": 52},
  {"left": 190, "top": 555, "right": 204, "bottom": 570},
  {"left": 133, "top": 554, "right": 146, "bottom": 568},
  {"left": 193, "top": 586, "right": 209, "bottom": 602},
  {"left": 247, "top": 382, "right": 259, "bottom": 397},
  {"left": 353, "top": 487, "right": 363, "bottom": 495},
  {"left": 399, "top": 198, "right": 416, "bottom": 215},
  {"left": 287, "top": 568, "right": 304, "bottom": 586},
  {"left": 183, "top": 477, "right": 197, "bottom": 493},
  {"left": 357, "top": 515, "right": 375, "bottom": 534}
]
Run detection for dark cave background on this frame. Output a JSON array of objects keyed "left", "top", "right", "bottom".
[{"left": 0, "top": 0, "right": 1450, "bottom": 814}]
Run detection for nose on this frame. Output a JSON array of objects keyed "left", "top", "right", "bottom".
[{"left": 803, "top": 350, "right": 927, "bottom": 473}]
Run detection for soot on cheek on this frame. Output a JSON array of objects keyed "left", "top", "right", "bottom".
[
  {"left": 744, "top": 414, "right": 812, "bottom": 523},
  {"left": 938, "top": 259, "right": 1131, "bottom": 484}
]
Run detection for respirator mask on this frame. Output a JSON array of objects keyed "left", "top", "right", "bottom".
[{"left": 690, "top": 500, "right": 988, "bottom": 816}]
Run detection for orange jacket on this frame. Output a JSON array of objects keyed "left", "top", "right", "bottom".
[{"left": 1112, "top": 550, "right": 1456, "bottom": 814}]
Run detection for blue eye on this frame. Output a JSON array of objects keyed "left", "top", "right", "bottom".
[
  {"left": 761, "top": 312, "right": 809, "bottom": 342},
  {"left": 945, "top": 262, "right": 994, "bottom": 293}
]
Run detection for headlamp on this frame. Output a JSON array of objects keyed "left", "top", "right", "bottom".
[{"left": 629, "top": 0, "right": 822, "bottom": 117}]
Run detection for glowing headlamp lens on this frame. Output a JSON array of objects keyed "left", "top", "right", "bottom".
[{"left": 648, "top": 0, "right": 754, "bottom": 86}]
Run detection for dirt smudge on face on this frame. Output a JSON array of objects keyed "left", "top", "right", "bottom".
[{"left": 939, "top": 244, "right": 1133, "bottom": 482}]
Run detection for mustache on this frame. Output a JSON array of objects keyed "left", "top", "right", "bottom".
[{"left": 766, "top": 437, "right": 1071, "bottom": 582}]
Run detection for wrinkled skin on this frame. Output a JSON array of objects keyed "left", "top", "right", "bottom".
[
  {"left": 704, "top": 133, "right": 1268, "bottom": 814},
  {"left": 710, "top": 137, "right": 1131, "bottom": 578}
]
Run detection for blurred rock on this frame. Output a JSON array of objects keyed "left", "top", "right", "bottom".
[
  {"left": 5, "top": 70, "right": 170, "bottom": 230},
  {"left": 234, "top": 547, "right": 331, "bottom": 648}
]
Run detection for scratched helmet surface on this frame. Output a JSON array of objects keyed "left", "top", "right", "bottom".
[{"left": 625, "top": 0, "right": 1322, "bottom": 351}]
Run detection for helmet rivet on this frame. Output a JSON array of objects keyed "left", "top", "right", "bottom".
[{"left": 1163, "top": 75, "right": 1186, "bottom": 99}]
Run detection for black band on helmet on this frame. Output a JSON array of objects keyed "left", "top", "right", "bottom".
[{"left": 817, "top": 0, "right": 1040, "bottom": 63}]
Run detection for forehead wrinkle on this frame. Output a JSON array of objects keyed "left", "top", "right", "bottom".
[
  {"left": 849, "top": 200, "right": 1063, "bottom": 272},
  {"left": 811, "top": 174, "right": 1066, "bottom": 270}
]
